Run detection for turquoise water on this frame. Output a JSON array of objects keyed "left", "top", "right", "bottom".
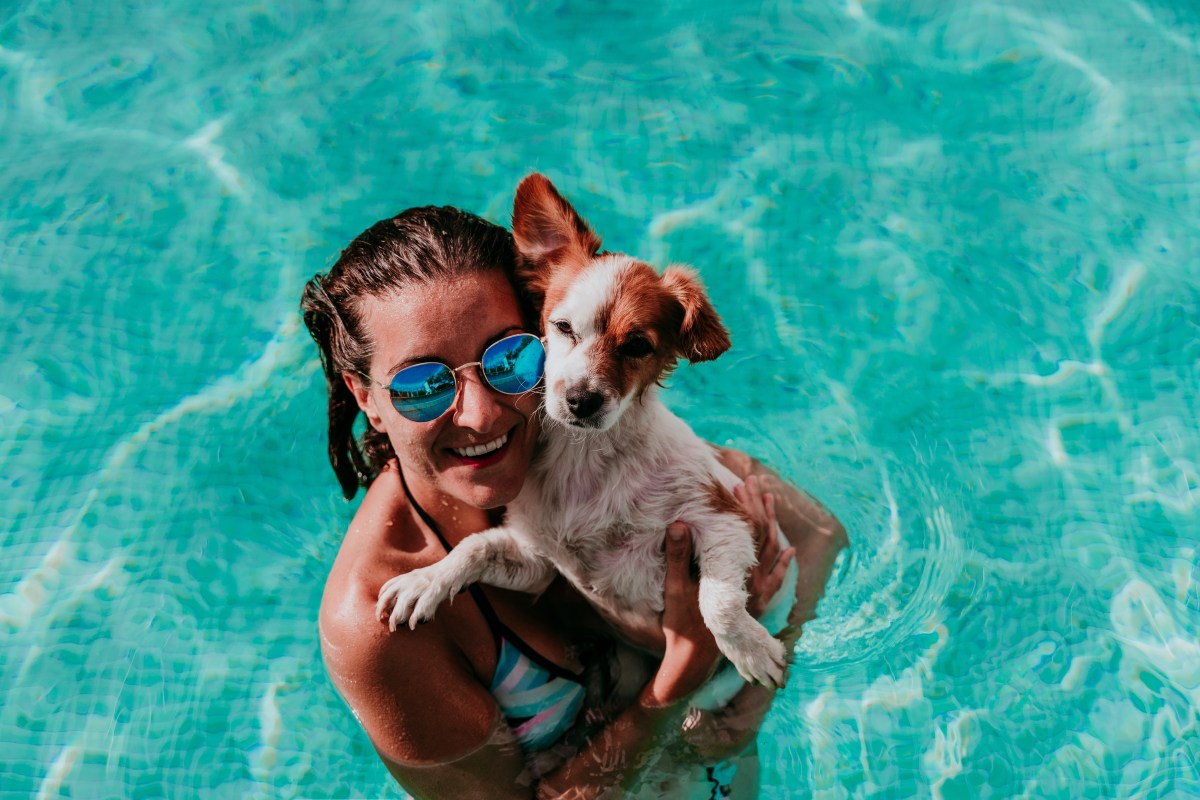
[{"left": 3, "top": 0, "right": 1198, "bottom": 796}]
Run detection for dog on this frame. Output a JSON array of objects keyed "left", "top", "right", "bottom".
[{"left": 376, "top": 174, "right": 789, "bottom": 689}]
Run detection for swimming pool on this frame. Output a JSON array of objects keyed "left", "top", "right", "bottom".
[{"left": 3, "top": 0, "right": 1198, "bottom": 796}]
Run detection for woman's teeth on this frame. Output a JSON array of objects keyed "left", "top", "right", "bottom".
[{"left": 451, "top": 433, "right": 509, "bottom": 458}]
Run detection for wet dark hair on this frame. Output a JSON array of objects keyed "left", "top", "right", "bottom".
[{"left": 300, "top": 206, "right": 525, "bottom": 499}]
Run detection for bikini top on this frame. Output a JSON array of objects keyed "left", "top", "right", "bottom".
[{"left": 399, "top": 475, "right": 587, "bottom": 752}]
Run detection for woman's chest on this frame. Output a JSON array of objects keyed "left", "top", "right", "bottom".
[{"left": 452, "top": 583, "right": 591, "bottom": 680}]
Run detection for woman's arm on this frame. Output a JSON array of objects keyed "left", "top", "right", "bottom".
[
  {"left": 715, "top": 446, "right": 848, "bottom": 624},
  {"left": 322, "top": 525, "right": 725, "bottom": 800},
  {"left": 677, "top": 448, "right": 849, "bottom": 762},
  {"left": 322, "top": 592, "right": 533, "bottom": 799},
  {"left": 536, "top": 523, "right": 719, "bottom": 797}
]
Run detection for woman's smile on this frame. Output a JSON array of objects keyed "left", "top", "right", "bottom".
[
  {"left": 349, "top": 270, "right": 542, "bottom": 511},
  {"left": 448, "top": 430, "right": 511, "bottom": 461}
]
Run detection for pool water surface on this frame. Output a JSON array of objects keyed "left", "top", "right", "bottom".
[{"left": 2, "top": 0, "right": 1198, "bottom": 797}]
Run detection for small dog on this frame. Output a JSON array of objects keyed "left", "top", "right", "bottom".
[{"left": 377, "top": 174, "right": 788, "bottom": 688}]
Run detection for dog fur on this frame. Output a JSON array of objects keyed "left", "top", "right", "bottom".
[{"left": 376, "top": 174, "right": 788, "bottom": 688}]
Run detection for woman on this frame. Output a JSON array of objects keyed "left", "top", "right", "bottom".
[{"left": 301, "top": 205, "right": 846, "bottom": 798}]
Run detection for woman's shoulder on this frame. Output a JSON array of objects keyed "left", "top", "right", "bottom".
[
  {"left": 317, "top": 467, "right": 507, "bottom": 765},
  {"left": 318, "top": 463, "right": 436, "bottom": 669},
  {"left": 322, "top": 464, "right": 425, "bottom": 600},
  {"left": 318, "top": 592, "right": 505, "bottom": 767}
]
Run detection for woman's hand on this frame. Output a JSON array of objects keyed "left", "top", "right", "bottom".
[
  {"left": 643, "top": 523, "right": 722, "bottom": 707},
  {"left": 736, "top": 476, "right": 796, "bottom": 619},
  {"left": 542, "top": 525, "right": 721, "bottom": 797}
]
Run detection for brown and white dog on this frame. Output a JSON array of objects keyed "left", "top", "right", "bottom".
[{"left": 376, "top": 174, "right": 789, "bottom": 689}]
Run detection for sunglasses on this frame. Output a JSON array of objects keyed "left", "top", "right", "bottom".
[{"left": 367, "top": 333, "right": 546, "bottom": 422}]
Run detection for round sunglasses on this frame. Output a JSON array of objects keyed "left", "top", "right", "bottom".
[{"left": 368, "top": 333, "right": 546, "bottom": 422}]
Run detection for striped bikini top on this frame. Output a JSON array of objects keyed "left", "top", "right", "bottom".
[{"left": 400, "top": 476, "right": 586, "bottom": 752}]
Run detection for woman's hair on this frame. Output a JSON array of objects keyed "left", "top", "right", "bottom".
[{"left": 300, "top": 206, "right": 524, "bottom": 499}]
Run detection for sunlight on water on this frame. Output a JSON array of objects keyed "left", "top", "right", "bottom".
[{"left": 2, "top": 0, "right": 1199, "bottom": 797}]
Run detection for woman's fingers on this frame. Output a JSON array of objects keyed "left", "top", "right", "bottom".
[
  {"left": 769, "top": 548, "right": 795, "bottom": 593},
  {"left": 662, "top": 522, "right": 712, "bottom": 642},
  {"left": 742, "top": 477, "right": 775, "bottom": 545},
  {"left": 758, "top": 497, "right": 780, "bottom": 564},
  {"left": 747, "top": 546, "right": 794, "bottom": 618},
  {"left": 665, "top": 521, "right": 690, "bottom": 564},
  {"left": 651, "top": 522, "right": 721, "bottom": 705},
  {"left": 663, "top": 522, "right": 698, "bottom": 617},
  {"left": 737, "top": 475, "right": 786, "bottom": 618},
  {"left": 747, "top": 473, "right": 763, "bottom": 512}
]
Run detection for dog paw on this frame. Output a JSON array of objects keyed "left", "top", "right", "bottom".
[
  {"left": 725, "top": 629, "right": 789, "bottom": 690},
  {"left": 376, "top": 568, "right": 459, "bottom": 632}
]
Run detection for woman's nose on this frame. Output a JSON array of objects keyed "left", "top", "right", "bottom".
[{"left": 452, "top": 368, "right": 503, "bottom": 432}]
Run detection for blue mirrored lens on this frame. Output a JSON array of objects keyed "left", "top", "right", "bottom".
[
  {"left": 389, "top": 362, "right": 456, "bottom": 422},
  {"left": 482, "top": 334, "right": 545, "bottom": 395}
]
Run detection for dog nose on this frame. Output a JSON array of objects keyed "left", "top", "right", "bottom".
[{"left": 565, "top": 388, "right": 604, "bottom": 419}]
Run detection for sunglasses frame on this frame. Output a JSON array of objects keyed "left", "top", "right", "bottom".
[{"left": 359, "top": 332, "right": 546, "bottom": 423}]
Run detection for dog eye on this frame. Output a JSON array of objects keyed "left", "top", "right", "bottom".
[
  {"left": 553, "top": 320, "right": 574, "bottom": 337},
  {"left": 618, "top": 336, "right": 653, "bottom": 358}
]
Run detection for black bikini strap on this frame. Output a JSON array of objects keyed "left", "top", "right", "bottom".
[
  {"left": 397, "top": 468, "right": 509, "bottom": 644},
  {"left": 396, "top": 468, "right": 584, "bottom": 683},
  {"left": 397, "top": 467, "right": 454, "bottom": 552}
]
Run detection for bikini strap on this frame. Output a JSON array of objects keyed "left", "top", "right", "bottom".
[
  {"left": 397, "top": 468, "right": 513, "bottom": 650},
  {"left": 396, "top": 468, "right": 583, "bottom": 682},
  {"left": 397, "top": 467, "right": 455, "bottom": 552}
]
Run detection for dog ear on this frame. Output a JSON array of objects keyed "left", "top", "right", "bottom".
[
  {"left": 661, "top": 266, "right": 731, "bottom": 363},
  {"left": 512, "top": 174, "right": 602, "bottom": 304}
]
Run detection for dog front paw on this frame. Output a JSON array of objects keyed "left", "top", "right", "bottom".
[
  {"left": 724, "top": 628, "right": 789, "bottom": 690},
  {"left": 375, "top": 567, "right": 461, "bottom": 632}
]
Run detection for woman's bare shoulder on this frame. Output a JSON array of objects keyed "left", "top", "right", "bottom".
[
  {"left": 320, "top": 464, "right": 428, "bottom": 623},
  {"left": 318, "top": 463, "right": 510, "bottom": 767},
  {"left": 320, "top": 570, "right": 504, "bottom": 762},
  {"left": 315, "top": 464, "right": 431, "bottom": 712},
  {"left": 319, "top": 600, "right": 506, "bottom": 768}
]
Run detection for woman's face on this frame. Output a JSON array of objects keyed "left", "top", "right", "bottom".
[{"left": 346, "top": 270, "right": 541, "bottom": 510}]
